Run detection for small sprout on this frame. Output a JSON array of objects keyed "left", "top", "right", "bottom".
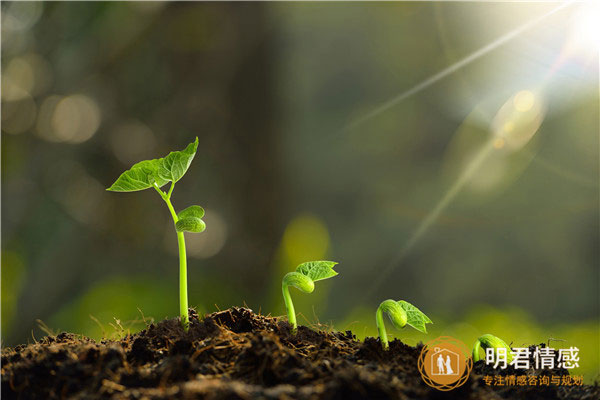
[
  {"left": 107, "top": 138, "right": 204, "bottom": 331},
  {"left": 282, "top": 261, "right": 338, "bottom": 333},
  {"left": 472, "top": 334, "right": 513, "bottom": 363},
  {"left": 376, "top": 299, "right": 432, "bottom": 350}
]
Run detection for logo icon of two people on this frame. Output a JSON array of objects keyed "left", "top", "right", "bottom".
[{"left": 432, "top": 347, "right": 458, "bottom": 375}]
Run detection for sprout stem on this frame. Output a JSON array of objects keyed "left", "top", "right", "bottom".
[
  {"left": 376, "top": 304, "right": 389, "bottom": 350},
  {"left": 176, "top": 230, "right": 189, "bottom": 330},
  {"left": 472, "top": 338, "right": 483, "bottom": 361},
  {"left": 155, "top": 182, "right": 189, "bottom": 331},
  {"left": 282, "top": 282, "right": 297, "bottom": 333}
]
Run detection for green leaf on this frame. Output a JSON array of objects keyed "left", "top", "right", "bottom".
[
  {"left": 296, "top": 261, "right": 338, "bottom": 282},
  {"left": 397, "top": 300, "right": 432, "bottom": 333},
  {"left": 107, "top": 138, "right": 198, "bottom": 192},
  {"left": 177, "top": 205, "right": 205, "bottom": 220},
  {"left": 107, "top": 159, "right": 168, "bottom": 192},
  {"left": 157, "top": 137, "right": 199, "bottom": 183},
  {"left": 175, "top": 217, "right": 206, "bottom": 233}
]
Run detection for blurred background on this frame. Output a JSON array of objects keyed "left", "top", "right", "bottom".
[{"left": 1, "top": 1, "right": 598, "bottom": 382}]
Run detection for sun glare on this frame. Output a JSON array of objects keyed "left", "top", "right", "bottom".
[{"left": 567, "top": 2, "right": 600, "bottom": 56}]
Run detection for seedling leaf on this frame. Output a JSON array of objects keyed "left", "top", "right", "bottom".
[
  {"left": 177, "top": 205, "right": 205, "bottom": 220},
  {"left": 379, "top": 300, "right": 407, "bottom": 330},
  {"left": 157, "top": 137, "right": 199, "bottom": 183},
  {"left": 107, "top": 159, "right": 168, "bottom": 192},
  {"left": 397, "top": 300, "right": 432, "bottom": 333},
  {"left": 175, "top": 217, "right": 206, "bottom": 233},
  {"left": 296, "top": 261, "right": 338, "bottom": 282}
]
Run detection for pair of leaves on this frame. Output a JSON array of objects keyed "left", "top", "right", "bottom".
[
  {"left": 107, "top": 138, "right": 199, "bottom": 192},
  {"left": 296, "top": 261, "right": 338, "bottom": 282},
  {"left": 395, "top": 300, "right": 432, "bottom": 333},
  {"left": 175, "top": 205, "right": 205, "bottom": 233}
]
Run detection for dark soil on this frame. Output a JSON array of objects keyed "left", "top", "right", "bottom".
[{"left": 2, "top": 307, "right": 597, "bottom": 399}]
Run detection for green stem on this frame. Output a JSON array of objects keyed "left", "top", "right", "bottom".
[
  {"left": 282, "top": 282, "right": 297, "bottom": 333},
  {"left": 376, "top": 306, "right": 389, "bottom": 350},
  {"left": 472, "top": 339, "right": 482, "bottom": 361},
  {"left": 155, "top": 183, "right": 189, "bottom": 331},
  {"left": 175, "top": 230, "right": 188, "bottom": 330}
]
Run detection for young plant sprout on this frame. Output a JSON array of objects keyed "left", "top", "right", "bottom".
[
  {"left": 107, "top": 137, "right": 204, "bottom": 331},
  {"left": 282, "top": 261, "right": 338, "bottom": 333},
  {"left": 472, "top": 334, "right": 513, "bottom": 363},
  {"left": 376, "top": 299, "right": 432, "bottom": 350}
]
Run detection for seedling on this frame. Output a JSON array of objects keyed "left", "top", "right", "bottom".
[
  {"left": 282, "top": 261, "right": 338, "bottom": 333},
  {"left": 376, "top": 299, "right": 432, "bottom": 350},
  {"left": 107, "top": 137, "right": 205, "bottom": 331},
  {"left": 472, "top": 333, "right": 513, "bottom": 363}
]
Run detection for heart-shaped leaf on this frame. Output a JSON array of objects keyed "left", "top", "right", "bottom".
[
  {"left": 397, "top": 300, "right": 432, "bottom": 333},
  {"left": 107, "top": 159, "right": 168, "bottom": 192},
  {"left": 107, "top": 138, "right": 198, "bottom": 192},
  {"left": 296, "top": 261, "right": 338, "bottom": 282},
  {"left": 175, "top": 217, "right": 206, "bottom": 233},
  {"left": 177, "top": 205, "right": 205, "bottom": 220}
]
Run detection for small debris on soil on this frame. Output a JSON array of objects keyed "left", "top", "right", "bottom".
[{"left": 1, "top": 307, "right": 597, "bottom": 399}]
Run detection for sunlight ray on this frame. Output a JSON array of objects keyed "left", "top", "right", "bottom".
[
  {"left": 362, "top": 139, "right": 496, "bottom": 302},
  {"left": 344, "top": 2, "right": 573, "bottom": 132}
]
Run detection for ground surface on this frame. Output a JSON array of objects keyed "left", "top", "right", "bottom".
[{"left": 1, "top": 307, "right": 598, "bottom": 399}]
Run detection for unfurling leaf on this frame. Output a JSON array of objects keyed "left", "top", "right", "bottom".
[
  {"left": 397, "top": 300, "right": 432, "bottom": 333},
  {"left": 296, "top": 261, "right": 338, "bottom": 282},
  {"left": 379, "top": 300, "right": 408, "bottom": 330},
  {"left": 175, "top": 217, "right": 206, "bottom": 233},
  {"left": 282, "top": 272, "right": 315, "bottom": 293},
  {"left": 177, "top": 205, "right": 205, "bottom": 220}
]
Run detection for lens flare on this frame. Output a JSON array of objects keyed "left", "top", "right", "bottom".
[
  {"left": 513, "top": 90, "right": 536, "bottom": 113},
  {"left": 491, "top": 90, "right": 545, "bottom": 151}
]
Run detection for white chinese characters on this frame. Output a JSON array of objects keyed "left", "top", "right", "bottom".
[{"left": 484, "top": 346, "right": 579, "bottom": 369}]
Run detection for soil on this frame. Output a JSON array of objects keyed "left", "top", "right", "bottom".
[{"left": 2, "top": 307, "right": 598, "bottom": 399}]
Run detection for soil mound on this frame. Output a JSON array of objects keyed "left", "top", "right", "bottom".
[{"left": 2, "top": 307, "right": 597, "bottom": 399}]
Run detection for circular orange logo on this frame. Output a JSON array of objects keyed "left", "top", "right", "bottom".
[{"left": 418, "top": 336, "right": 473, "bottom": 391}]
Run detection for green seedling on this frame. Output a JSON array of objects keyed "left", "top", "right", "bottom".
[
  {"left": 472, "top": 334, "right": 513, "bottom": 363},
  {"left": 376, "top": 299, "right": 432, "bottom": 350},
  {"left": 107, "top": 137, "right": 204, "bottom": 331},
  {"left": 282, "top": 261, "right": 338, "bottom": 333}
]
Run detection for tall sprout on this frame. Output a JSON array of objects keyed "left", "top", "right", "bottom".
[{"left": 108, "top": 138, "right": 205, "bottom": 331}]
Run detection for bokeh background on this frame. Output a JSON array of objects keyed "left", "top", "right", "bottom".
[{"left": 2, "top": 1, "right": 598, "bottom": 382}]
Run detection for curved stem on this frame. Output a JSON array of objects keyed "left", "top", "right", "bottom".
[
  {"left": 472, "top": 339, "right": 482, "bottom": 361},
  {"left": 376, "top": 306, "right": 389, "bottom": 350},
  {"left": 282, "top": 282, "right": 297, "bottom": 333}
]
